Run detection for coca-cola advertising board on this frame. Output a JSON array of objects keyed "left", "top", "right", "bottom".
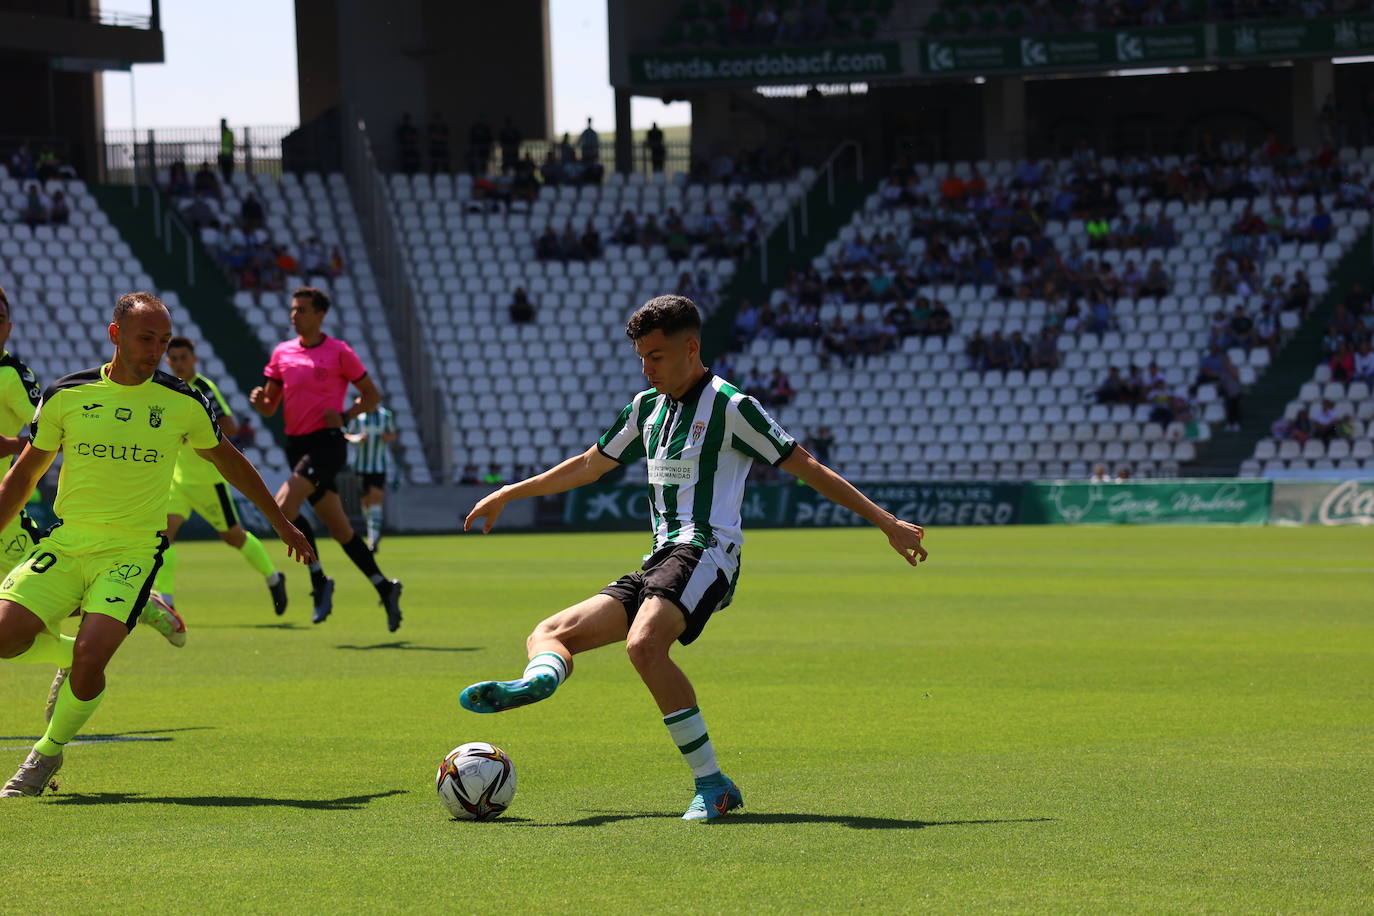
[{"left": 1269, "top": 480, "right": 1374, "bottom": 527}]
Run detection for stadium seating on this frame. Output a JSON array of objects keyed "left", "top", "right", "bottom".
[
  {"left": 386, "top": 169, "right": 811, "bottom": 481},
  {"left": 920, "top": 0, "right": 1353, "bottom": 36},
  {"left": 184, "top": 170, "right": 434, "bottom": 484},
  {"left": 661, "top": 0, "right": 897, "bottom": 47},
  {"left": 732, "top": 151, "right": 1371, "bottom": 482},
  {"left": 0, "top": 169, "right": 295, "bottom": 484},
  {"left": 1242, "top": 367, "right": 1374, "bottom": 477}
]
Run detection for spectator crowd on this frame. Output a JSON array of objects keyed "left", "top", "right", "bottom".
[
  {"left": 165, "top": 160, "right": 346, "bottom": 293},
  {"left": 723, "top": 134, "right": 1371, "bottom": 445},
  {"left": 928, "top": 0, "right": 1374, "bottom": 38},
  {"left": 6, "top": 144, "right": 79, "bottom": 229},
  {"left": 1320, "top": 282, "right": 1374, "bottom": 383},
  {"left": 661, "top": 0, "right": 887, "bottom": 47}
]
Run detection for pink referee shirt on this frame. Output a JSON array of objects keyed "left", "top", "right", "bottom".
[{"left": 264, "top": 335, "right": 368, "bottom": 436}]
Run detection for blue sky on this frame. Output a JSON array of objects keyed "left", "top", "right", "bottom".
[{"left": 101, "top": 0, "right": 689, "bottom": 134}]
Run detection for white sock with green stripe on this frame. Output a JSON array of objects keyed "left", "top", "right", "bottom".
[
  {"left": 522, "top": 651, "right": 568, "bottom": 688},
  {"left": 365, "top": 504, "right": 383, "bottom": 545},
  {"left": 664, "top": 706, "right": 721, "bottom": 780}
]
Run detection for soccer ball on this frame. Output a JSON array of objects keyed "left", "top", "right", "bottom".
[{"left": 435, "top": 742, "right": 516, "bottom": 821}]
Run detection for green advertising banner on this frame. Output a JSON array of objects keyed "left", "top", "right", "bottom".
[
  {"left": 919, "top": 15, "right": 1374, "bottom": 76},
  {"left": 631, "top": 43, "right": 901, "bottom": 85},
  {"left": 564, "top": 481, "right": 1020, "bottom": 529},
  {"left": 783, "top": 482, "right": 1021, "bottom": 527},
  {"left": 563, "top": 482, "right": 790, "bottom": 531},
  {"left": 1021, "top": 479, "right": 1271, "bottom": 526},
  {"left": 1218, "top": 15, "right": 1374, "bottom": 58},
  {"left": 922, "top": 25, "right": 1205, "bottom": 75},
  {"left": 1269, "top": 479, "right": 1374, "bottom": 526}
]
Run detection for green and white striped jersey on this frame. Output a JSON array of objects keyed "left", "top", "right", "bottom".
[
  {"left": 347, "top": 406, "right": 396, "bottom": 474},
  {"left": 597, "top": 372, "right": 795, "bottom": 554}
]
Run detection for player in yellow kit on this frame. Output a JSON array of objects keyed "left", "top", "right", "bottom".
[
  {"left": 0, "top": 287, "right": 186, "bottom": 649},
  {"left": 0, "top": 292, "right": 314, "bottom": 797},
  {"left": 0, "top": 287, "right": 46, "bottom": 566},
  {"left": 153, "top": 336, "right": 287, "bottom": 616}
]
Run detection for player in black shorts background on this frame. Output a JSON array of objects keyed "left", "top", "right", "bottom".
[{"left": 249, "top": 287, "right": 403, "bottom": 631}]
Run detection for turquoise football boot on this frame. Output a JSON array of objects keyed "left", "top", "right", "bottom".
[
  {"left": 459, "top": 673, "right": 558, "bottom": 713},
  {"left": 682, "top": 775, "right": 743, "bottom": 821}
]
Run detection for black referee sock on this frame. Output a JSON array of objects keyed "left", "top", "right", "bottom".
[
  {"left": 341, "top": 534, "right": 386, "bottom": 588},
  {"left": 292, "top": 516, "right": 328, "bottom": 590}
]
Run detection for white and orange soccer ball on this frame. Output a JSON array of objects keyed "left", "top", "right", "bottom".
[{"left": 435, "top": 742, "right": 516, "bottom": 821}]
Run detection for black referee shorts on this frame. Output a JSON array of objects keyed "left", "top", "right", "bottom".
[
  {"left": 286, "top": 428, "right": 348, "bottom": 503},
  {"left": 599, "top": 543, "right": 739, "bottom": 646}
]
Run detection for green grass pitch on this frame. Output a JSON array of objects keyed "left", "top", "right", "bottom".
[{"left": 1, "top": 526, "right": 1370, "bottom": 912}]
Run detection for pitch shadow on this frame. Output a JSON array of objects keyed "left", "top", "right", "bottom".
[
  {"left": 512, "top": 811, "right": 1055, "bottom": 830},
  {"left": 0, "top": 726, "right": 214, "bottom": 742},
  {"left": 447, "top": 816, "right": 533, "bottom": 824},
  {"left": 334, "top": 641, "right": 479, "bottom": 653},
  {"left": 200, "top": 622, "right": 308, "bottom": 631},
  {"left": 45, "top": 788, "right": 408, "bottom": 810}
]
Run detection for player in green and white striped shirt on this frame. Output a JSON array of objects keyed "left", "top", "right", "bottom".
[
  {"left": 460, "top": 295, "right": 928, "bottom": 821},
  {"left": 344, "top": 404, "right": 397, "bottom": 552}
]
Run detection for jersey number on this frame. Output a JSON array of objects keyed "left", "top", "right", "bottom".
[{"left": 29, "top": 551, "right": 57, "bottom": 573}]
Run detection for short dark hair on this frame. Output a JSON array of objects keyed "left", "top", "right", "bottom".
[
  {"left": 625, "top": 295, "right": 701, "bottom": 340},
  {"left": 0, "top": 285, "right": 9, "bottom": 319},
  {"left": 168, "top": 336, "right": 194, "bottom": 352},
  {"left": 113, "top": 291, "right": 167, "bottom": 325},
  {"left": 292, "top": 286, "right": 331, "bottom": 314}
]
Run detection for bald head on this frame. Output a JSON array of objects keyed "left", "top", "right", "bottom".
[
  {"left": 113, "top": 291, "right": 169, "bottom": 326},
  {"left": 108, "top": 291, "right": 173, "bottom": 384}
]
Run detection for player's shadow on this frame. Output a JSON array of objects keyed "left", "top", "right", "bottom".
[
  {"left": 517, "top": 811, "right": 1054, "bottom": 830},
  {"left": 45, "top": 788, "right": 408, "bottom": 810},
  {"left": 0, "top": 726, "right": 213, "bottom": 743},
  {"left": 334, "top": 641, "right": 479, "bottom": 653},
  {"left": 201, "top": 622, "right": 308, "bottom": 631}
]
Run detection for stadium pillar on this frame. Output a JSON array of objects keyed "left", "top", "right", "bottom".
[
  {"left": 1291, "top": 58, "right": 1333, "bottom": 149},
  {"left": 983, "top": 76, "right": 1025, "bottom": 161},
  {"left": 614, "top": 87, "right": 633, "bottom": 174}
]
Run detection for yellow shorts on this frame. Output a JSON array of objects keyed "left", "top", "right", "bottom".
[
  {"left": 167, "top": 479, "right": 241, "bottom": 533},
  {"left": 0, "top": 508, "right": 46, "bottom": 568},
  {"left": 0, "top": 523, "right": 168, "bottom": 631}
]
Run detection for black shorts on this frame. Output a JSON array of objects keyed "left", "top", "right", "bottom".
[
  {"left": 286, "top": 428, "right": 348, "bottom": 503},
  {"left": 599, "top": 543, "right": 739, "bottom": 646},
  {"left": 359, "top": 472, "right": 387, "bottom": 492}
]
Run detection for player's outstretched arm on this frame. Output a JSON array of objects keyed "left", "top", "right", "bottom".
[
  {"left": 249, "top": 379, "right": 282, "bottom": 417},
  {"left": 465, "top": 446, "right": 619, "bottom": 534},
  {"left": 197, "top": 439, "right": 317, "bottom": 565},
  {"left": 0, "top": 444, "right": 56, "bottom": 535},
  {"left": 779, "top": 446, "right": 928, "bottom": 566}
]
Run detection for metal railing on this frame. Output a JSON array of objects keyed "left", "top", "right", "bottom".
[
  {"left": 148, "top": 184, "right": 195, "bottom": 286},
  {"left": 96, "top": 8, "right": 155, "bottom": 28},
  {"left": 762, "top": 139, "right": 863, "bottom": 282},
  {"left": 101, "top": 125, "right": 295, "bottom": 185},
  {"left": 0, "top": 1, "right": 154, "bottom": 28},
  {"left": 893, "top": 124, "right": 1280, "bottom": 164},
  {"left": 339, "top": 106, "right": 450, "bottom": 483},
  {"left": 390, "top": 138, "right": 694, "bottom": 180}
]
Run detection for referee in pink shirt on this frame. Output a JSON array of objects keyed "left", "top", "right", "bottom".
[{"left": 250, "top": 286, "right": 403, "bottom": 630}]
